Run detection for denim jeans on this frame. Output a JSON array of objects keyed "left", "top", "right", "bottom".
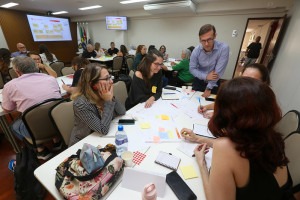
[{"left": 10, "top": 118, "right": 30, "bottom": 140}]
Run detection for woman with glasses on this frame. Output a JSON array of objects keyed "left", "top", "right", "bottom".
[
  {"left": 125, "top": 49, "right": 163, "bottom": 110},
  {"left": 69, "top": 63, "right": 126, "bottom": 146},
  {"left": 159, "top": 45, "right": 168, "bottom": 60}
]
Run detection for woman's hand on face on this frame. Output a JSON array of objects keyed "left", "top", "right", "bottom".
[
  {"left": 144, "top": 96, "right": 155, "bottom": 108},
  {"left": 98, "top": 81, "right": 113, "bottom": 101},
  {"left": 180, "top": 128, "right": 198, "bottom": 142},
  {"left": 194, "top": 143, "right": 209, "bottom": 167}
]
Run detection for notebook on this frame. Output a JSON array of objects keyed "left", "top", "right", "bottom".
[
  {"left": 155, "top": 151, "right": 181, "bottom": 170},
  {"left": 161, "top": 92, "right": 179, "bottom": 100}
]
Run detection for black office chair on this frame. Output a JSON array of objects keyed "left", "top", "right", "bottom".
[{"left": 275, "top": 110, "right": 300, "bottom": 139}]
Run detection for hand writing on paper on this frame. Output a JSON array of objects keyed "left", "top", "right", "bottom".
[
  {"left": 180, "top": 128, "right": 198, "bottom": 143},
  {"left": 198, "top": 105, "right": 208, "bottom": 114},
  {"left": 206, "top": 70, "right": 218, "bottom": 81},
  {"left": 194, "top": 143, "right": 209, "bottom": 167},
  {"left": 145, "top": 96, "right": 155, "bottom": 108}
]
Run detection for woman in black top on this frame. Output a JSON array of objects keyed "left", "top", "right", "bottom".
[
  {"left": 125, "top": 49, "right": 163, "bottom": 110},
  {"left": 182, "top": 77, "right": 294, "bottom": 200},
  {"left": 62, "top": 56, "right": 90, "bottom": 94}
]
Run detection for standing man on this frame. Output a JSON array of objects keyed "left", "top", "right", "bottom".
[
  {"left": 11, "top": 43, "right": 29, "bottom": 57},
  {"left": 244, "top": 36, "right": 262, "bottom": 67},
  {"left": 190, "top": 24, "right": 229, "bottom": 97}
]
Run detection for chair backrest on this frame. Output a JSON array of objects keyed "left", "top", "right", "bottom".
[
  {"left": 49, "top": 61, "right": 65, "bottom": 77},
  {"left": 275, "top": 110, "right": 300, "bottom": 139},
  {"left": 126, "top": 56, "right": 134, "bottom": 71},
  {"left": 22, "top": 98, "right": 63, "bottom": 147},
  {"left": 50, "top": 100, "right": 74, "bottom": 146},
  {"left": 9, "top": 68, "right": 18, "bottom": 79},
  {"left": 129, "top": 70, "right": 134, "bottom": 79},
  {"left": 112, "top": 56, "right": 123, "bottom": 72},
  {"left": 61, "top": 67, "right": 75, "bottom": 76},
  {"left": 0, "top": 72, "right": 4, "bottom": 89},
  {"left": 285, "top": 132, "right": 300, "bottom": 186},
  {"left": 113, "top": 81, "right": 128, "bottom": 106}
]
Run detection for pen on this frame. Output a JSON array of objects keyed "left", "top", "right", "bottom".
[
  {"left": 176, "top": 89, "right": 181, "bottom": 92},
  {"left": 170, "top": 103, "right": 178, "bottom": 108},
  {"left": 163, "top": 93, "right": 176, "bottom": 94},
  {"left": 61, "top": 80, "right": 65, "bottom": 84}
]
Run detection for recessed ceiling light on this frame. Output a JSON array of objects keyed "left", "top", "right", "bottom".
[
  {"left": 79, "top": 5, "right": 102, "bottom": 10},
  {"left": 0, "top": 2, "right": 19, "bottom": 8},
  {"left": 120, "top": 0, "right": 149, "bottom": 4},
  {"left": 52, "top": 11, "right": 68, "bottom": 15}
]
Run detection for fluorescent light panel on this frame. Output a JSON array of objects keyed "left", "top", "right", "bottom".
[
  {"left": 52, "top": 11, "right": 68, "bottom": 15},
  {"left": 79, "top": 5, "right": 102, "bottom": 10},
  {"left": 1, "top": 2, "right": 19, "bottom": 8},
  {"left": 120, "top": 0, "right": 149, "bottom": 4}
]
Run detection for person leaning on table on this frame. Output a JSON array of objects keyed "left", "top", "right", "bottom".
[
  {"left": 69, "top": 63, "right": 126, "bottom": 146},
  {"left": 181, "top": 77, "right": 294, "bottom": 200},
  {"left": 125, "top": 49, "right": 163, "bottom": 110},
  {"left": 198, "top": 63, "right": 271, "bottom": 119},
  {"left": 27, "top": 51, "right": 57, "bottom": 78}
]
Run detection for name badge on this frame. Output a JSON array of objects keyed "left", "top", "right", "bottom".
[{"left": 152, "top": 86, "right": 157, "bottom": 93}]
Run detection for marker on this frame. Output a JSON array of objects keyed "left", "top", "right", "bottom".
[
  {"left": 175, "top": 128, "right": 181, "bottom": 139},
  {"left": 198, "top": 97, "right": 204, "bottom": 111},
  {"left": 61, "top": 80, "right": 65, "bottom": 84},
  {"left": 170, "top": 103, "right": 178, "bottom": 108}
]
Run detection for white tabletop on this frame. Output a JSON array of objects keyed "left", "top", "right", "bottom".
[
  {"left": 88, "top": 55, "right": 115, "bottom": 62},
  {"left": 35, "top": 89, "right": 212, "bottom": 200},
  {"left": 56, "top": 75, "right": 73, "bottom": 96}
]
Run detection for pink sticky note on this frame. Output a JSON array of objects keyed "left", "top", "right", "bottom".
[
  {"left": 153, "top": 136, "right": 160, "bottom": 143},
  {"left": 158, "top": 127, "right": 165, "bottom": 132}
]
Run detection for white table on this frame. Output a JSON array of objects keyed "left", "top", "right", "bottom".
[
  {"left": 56, "top": 75, "right": 73, "bottom": 96},
  {"left": 34, "top": 89, "right": 212, "bottom": 199},
  {"left": 88, "top": 56, "right": 115, "bottom": 63}
]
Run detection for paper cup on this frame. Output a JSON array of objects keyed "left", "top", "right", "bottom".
[
  {"left": 186, "top": 86, "right": 192, "bottom": 93},
  {"left": 121, "top": 151, "right": 134, "bottom": 167},
  {"left": 182, "top": 86, "right": 186, "bottom": 92}
]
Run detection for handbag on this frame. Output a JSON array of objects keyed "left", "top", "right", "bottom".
[
  {"left": 55, "top": 144, "right": 124, "bottom": 199},
  {"left": 80, "top": 143, "right": 105, "bottom": 174}
]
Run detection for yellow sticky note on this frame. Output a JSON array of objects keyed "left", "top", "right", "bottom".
[
  {"left": 168, "top": 131, "right": 174, "bottom": 139},
  {"left": 152, "top": 86, "right": 157, "bottom": 93},
  {"left": 140, "top": 122, "right": 151, "bottom": 129},
  {"left": 180, "top": 165, "right": 198, "bottom": 180},
  {"left": 161, "top": 114, "right": 170, "bottom": 120}
]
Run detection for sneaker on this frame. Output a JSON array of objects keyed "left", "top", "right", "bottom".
[
  {"left": 52, "top": 140, "right": 63, "bottom": 151},
  {"left": 37, "top": 147, "right": 53, "bottom": 160},
  {"left": 8, "top": 159, "right": 16, "bottom": 172}
]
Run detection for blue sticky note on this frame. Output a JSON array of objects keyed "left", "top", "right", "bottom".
[{"left": 159, "top": 132, "right": 169, "bottom": 139}]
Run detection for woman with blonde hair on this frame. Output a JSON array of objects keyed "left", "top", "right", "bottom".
[{"left": 69, "top": 63, "right": 126, "bottom": 146}]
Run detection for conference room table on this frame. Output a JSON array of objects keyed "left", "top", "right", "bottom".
[
  {"left": 0, "top": 75, "right": 74, "bottom": 153},
  {"left": 88, "top": 55, "right": 115, "bottom": 64},
  {"left": 34, "top": 88, "right": 214, "bottom": 199}
]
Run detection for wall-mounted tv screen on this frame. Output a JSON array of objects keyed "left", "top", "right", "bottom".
[
  {"left": 106, "top": 16, "right": 127, "bottom": 30},
  {"left": 26, "top": 14, "right": 72, "bottom": 42}
]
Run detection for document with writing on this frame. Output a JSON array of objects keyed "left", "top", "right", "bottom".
[{"left": 155, "top": 151, "right": 181, "bottom": 170}]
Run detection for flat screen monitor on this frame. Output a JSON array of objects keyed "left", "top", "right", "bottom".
[
  {"left": 106, "top": 16, "right": 127, "bottom": 30},
  {"left": 26, "top": 14, "right": 72, "bottom": 42}
]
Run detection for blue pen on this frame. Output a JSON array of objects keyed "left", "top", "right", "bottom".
[{"left": 198, "top": 97, "right": 203, "bottom": 109}]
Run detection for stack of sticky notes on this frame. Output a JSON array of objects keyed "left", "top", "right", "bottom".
[{"left": 180, "top": 165, "right": 198, "bottom": 180}]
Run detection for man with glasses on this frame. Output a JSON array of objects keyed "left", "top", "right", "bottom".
[
  {"left": 11, "top": 43, "right": 29, "bottom": 57},
  {"left": 189, "top": 24, "right": 229, "bottom": 97}
]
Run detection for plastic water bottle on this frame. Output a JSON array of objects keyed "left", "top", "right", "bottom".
[{"left": 115, "top": 125, "right": 128, "bottom": 157}]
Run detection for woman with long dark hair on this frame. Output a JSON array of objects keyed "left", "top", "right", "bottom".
[{"left": 38, "top": 44, "right": 58, "bottom": 65}]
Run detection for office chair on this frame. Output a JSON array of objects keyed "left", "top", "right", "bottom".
[
  {"left": 275, "top": 110, "right": 300, "bottom": 139},
  {"left": 49, "top": 61, "right": 65, "bottom": 77},
  {"left": 113, "top": 81, "right": 128, "bottom": 106},
  {"left": 61, "top": 66, "right": 75, "bottom": 76},
  {"left": 22, "top": 98, "right": 63, "bottom": 148},
  {"left": 50, "top": 100, "right": 74, "bottom": 146},
  {"left": 108, "top": 56, "right": 123, "bottom": 76}
]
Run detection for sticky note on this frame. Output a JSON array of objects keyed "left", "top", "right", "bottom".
[
  {"left": 161, "top": 114, "right": 170, "bottom": 120},
  {"left": 153, "top": 136, "right": 160, "bottom": 143},
  {"left": 168, "top": 131, "right": 174, "bottom": 139},
  {"left": 159, "top": 132, "right": 168, "bottom": 139},
  {"left": 158, "top": 127, "right": 165, "bottom": 132},
  {"left": 152, "top": 86, "right": 157, "bottom": 93},
  {"left": 140, "top": 122, "right": 151, "bottom": 129},
  {"left": 180, "top": 165, "right": 198, "bottom": 180}
]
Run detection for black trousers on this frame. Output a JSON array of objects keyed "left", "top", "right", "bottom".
[{"left": 192, "top": 77, "right": 220, "bottom": 94}]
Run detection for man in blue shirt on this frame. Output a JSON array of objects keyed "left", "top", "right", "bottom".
[
  {"left": 189, "top": 24, "right": 229, "bottom": 97},
  {"left": 11, "top": 43, "right": 29, "bottom": 57}
]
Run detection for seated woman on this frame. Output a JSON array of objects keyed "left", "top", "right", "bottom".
[
  {"left": 62, "top": 56, "right": 90, "bottom": 94},
  {"left": 39, "top": 44, "right": 58, "bottom": 66},
  {"left": 162, "top": 48, "right": 194, "bottom": 87},
  {"left": 94, "top": 42, "right": 105, "bottom": 57},
  {"left": 132, "top": 45, "right": 147, "bottom": 71},
  {"left": 182, "top": 77, "right": 293, "bottom": 200},
  {"left": 198, "top": 63, "right": 270, "bottom": 119},
  {"left": 69, "top": 63, "right": 126, "bottom": 146},
  {"left": 125, "top": 49, "right": 163, "bottom": 110},
  {"left": 159, "top": 45, "right": 168, "bottom": 60},
  {"left": 117, "top": 45, "right": 129, "bottom": 74},
  {"left": 27, "top": 51, "right": 57, "bottom": 78}
]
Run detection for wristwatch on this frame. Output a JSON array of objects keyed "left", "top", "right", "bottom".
[{"left": 206, "top": 87, "right": 211, "bottom": 91}]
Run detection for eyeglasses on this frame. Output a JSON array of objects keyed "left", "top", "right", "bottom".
[
  {"left": 153, "top": 62, "right": 163, "bottom": 67},
  {"left": 200, "top": 38, "right": 214, "bottom": 44},
  {"left": 98, "top": 75, "right": 114, "bottom": 81}
]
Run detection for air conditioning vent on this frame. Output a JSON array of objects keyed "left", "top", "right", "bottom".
[{"left": 143, "top": 0, "right": 196, "bottom": 14}]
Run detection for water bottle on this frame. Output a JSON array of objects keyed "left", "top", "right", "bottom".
[{"left": 115, "top": 125, "right": 128, "bottom": 157}]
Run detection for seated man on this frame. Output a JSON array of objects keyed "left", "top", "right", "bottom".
[
  {"left": 1, "top": 57, "right": 62, "bottom": 160},
  {"left": 27, "top": 51, "right": 57, "bottom": 78},
  {"left": 107, "top": 42, "right": 119, "bottom": 56},
  {"left": 11, "top": 43, "right": 29, "bottom": 57},
  {"left": 82, "top": 44, "right": 97, "bottom": 59}
]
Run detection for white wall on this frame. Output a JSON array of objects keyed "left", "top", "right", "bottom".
[
  {"left": 88, "top": 12, "right": 285, "bottom": 79},
  {"left": 0, "top": 25, "right": 8, "bottom": 48},
  {"left": 270, "top": 0, "right": 300, "bottom": 113}
]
